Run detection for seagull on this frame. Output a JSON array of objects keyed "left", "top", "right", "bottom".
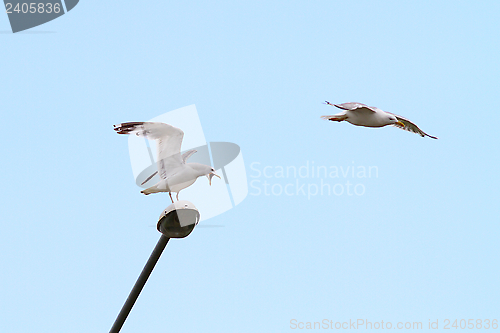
[
  {"left": 321, "top": 101, "right": 438, "bottom": 139},
  {"left": 113, "top": 122, "right": 221, "bottom": 203}
]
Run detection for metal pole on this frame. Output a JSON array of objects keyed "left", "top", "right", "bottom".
[{"left": 109, "top": 235, "right": 170, "bottom": 333}]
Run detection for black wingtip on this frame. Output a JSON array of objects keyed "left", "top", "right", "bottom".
[{"left": 113, "top": 122, "right": 145, "bottom": 135}]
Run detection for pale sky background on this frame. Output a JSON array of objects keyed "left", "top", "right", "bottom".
[{"left": 1, "top": 1, "right": 499, "bottom": 332}]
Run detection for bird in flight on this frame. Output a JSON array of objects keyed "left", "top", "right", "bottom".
[
  {"left": 321, "top": 101, "right": 438, "bottom": 139},
  {"left": 114, "top": 122, "right": 220, "bottom": 203}
]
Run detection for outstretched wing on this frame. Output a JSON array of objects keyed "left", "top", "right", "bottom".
[
  {"left": 113, "top": 122, "right": 185, "bottom": 179},
  {"left": 181, "top": 149, "right": 197, "bottom": 163},
  {"left": 389, "top": 114, "right": 438, "bottom": 139},
  {"left": 325, "top": 101, "right": 377, "bottom": 113},
  {"left": 139, "top": 149, "right": 198, "bottom": 185}
]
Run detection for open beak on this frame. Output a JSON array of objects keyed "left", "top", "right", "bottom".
[
  {"left": 396, "top": 121, "right": 405, "bottom": 127},
  {"left": 208, "top": 172, "right": 221, "bottom": 186}
]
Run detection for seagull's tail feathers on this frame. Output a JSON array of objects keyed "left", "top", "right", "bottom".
[
  {"left": 320, "top": 115, "right": 348, "bottom": 122},
  {"left": 141, "top": 185, "right": 161, "bottom": 195}
]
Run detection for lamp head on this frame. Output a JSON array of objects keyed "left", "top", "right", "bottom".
[{"left": 157, "top": 201, "right": 200, "bottom": 238}]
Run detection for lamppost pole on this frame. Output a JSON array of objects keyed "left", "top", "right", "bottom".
[
  {"left": 109, "top": 235, "right": 170, "bottom": 333},
  {"left": 108, "top": 200, "right": 200, "bottom": 333}
]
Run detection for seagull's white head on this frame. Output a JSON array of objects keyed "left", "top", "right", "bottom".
[
  {"left": 189, "top": 163, "right": 221, "bottom": 186},
  {"left": 387, "top": 114, "right": 405, "bottom": 127},
  {"left": 207, "top": 168, "right": 221, "bottom": 186}
]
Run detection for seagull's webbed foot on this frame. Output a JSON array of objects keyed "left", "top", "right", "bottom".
[{"left": 169, "top": 192, "right": 174, "bottom": 203}]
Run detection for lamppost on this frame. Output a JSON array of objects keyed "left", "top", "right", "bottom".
[{"left": 109, "top": 200, "right": 200, "bottom": 333}]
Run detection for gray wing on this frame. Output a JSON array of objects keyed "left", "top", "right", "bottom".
[
  {"left": 139, "top": 149, "right": 198, "bottom": 186},
  {"left": 326, "top": 101, "right": 376, "bottom": 112},
  {"left": 113, "top": 122, "right": 185, "bottom": 179},
  {"left": 389, "top": 113, "right": 438, "bottom": 139},
  {"left": 182, "top": 149, "right": 197, "bottom": 163}
]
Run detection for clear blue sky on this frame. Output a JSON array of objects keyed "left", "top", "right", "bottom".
[{"left": 1, "top": 1, "right": 499, "bottom": 332}]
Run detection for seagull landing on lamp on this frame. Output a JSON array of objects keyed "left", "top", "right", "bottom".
[{"left": 113, "top": 122, "right": 221, "bottom": 203}]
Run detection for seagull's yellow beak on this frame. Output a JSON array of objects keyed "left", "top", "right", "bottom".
[
  {"left": 396, "top": 121, "right": 405, "bottom": 127},
  {"left": 208, "top": 172, "right": 221, "bottom": 186}
]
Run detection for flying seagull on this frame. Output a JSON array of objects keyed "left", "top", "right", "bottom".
[
  {"left": 113, "top": 122, "right": 220, "bottom": 203},
  {"left": 321, "top": 101, "right": 438, "bottom": 139}
]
